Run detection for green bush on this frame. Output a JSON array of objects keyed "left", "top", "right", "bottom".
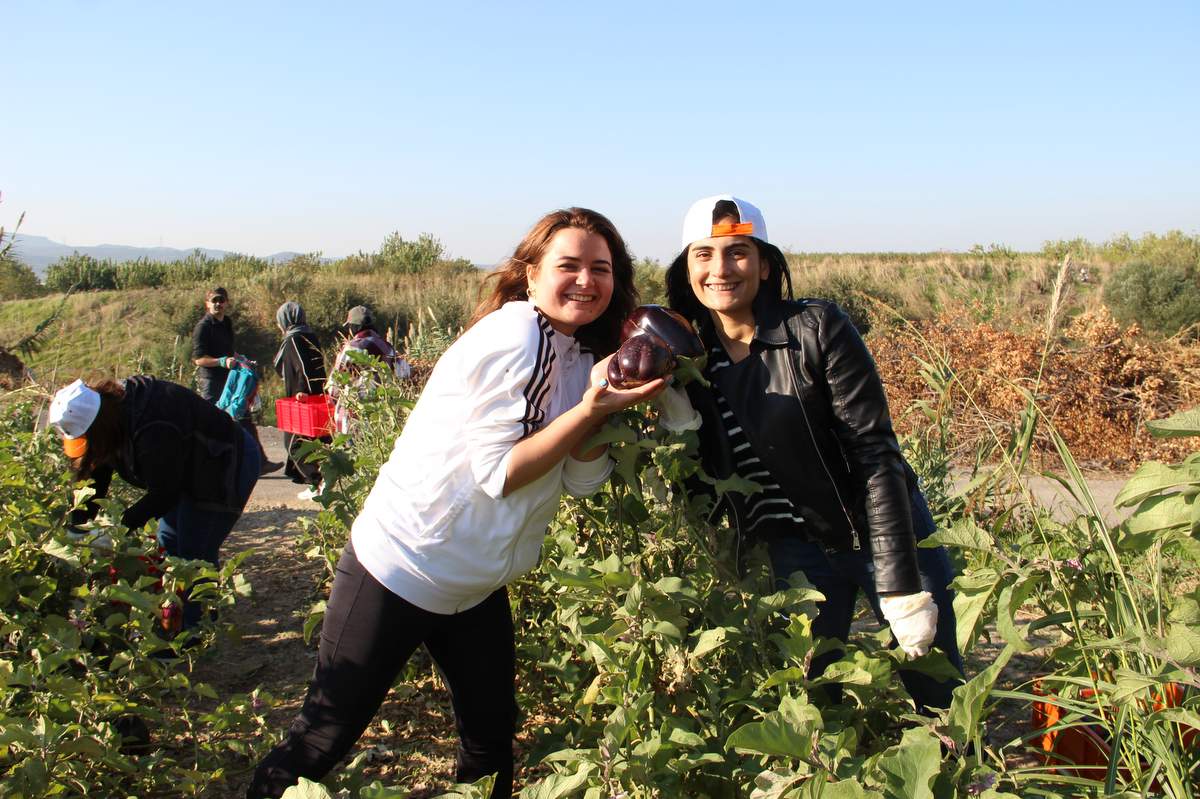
[
  {"left": 44, "top": 253, "right": 117, "bottom": 292},
  {"left": 0, "top": 255, "right": 43, "bottom": 300},
  {"left": 1104, "top": 258, "right": 1200, "bottom": 336},
  {"left": 1099, "top": 230, "right": 1200, "bottom": 269},
  {"left": 0, "top": 403, "right": 271, "bottom": 795},
  {"left": 633, "top": 257, "right": 666, "bottom": 305},
  {"left": 377, "top": 232, "right": 444, "bottom": 274}
]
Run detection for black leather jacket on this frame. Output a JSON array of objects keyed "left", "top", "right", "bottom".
[{"left": 684, "top": 298, "right": 922, "bottom": 595}]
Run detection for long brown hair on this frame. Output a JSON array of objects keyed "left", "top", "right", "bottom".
[
  {"left": 70, "top": 379, "right": 127, "bottom": 479},
  {"left": 469, "top": 207, "right": 638, "bottom": 355}
]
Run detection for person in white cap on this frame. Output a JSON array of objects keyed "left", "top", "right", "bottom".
[
  {"left": 665, "top": 195, "right": 963, "bottom": 711},
  {"left": 48, "top": 376, "right": 261, "bottom": 629},
  {"left": 248, "top": 208, "right": 664, "bottom": 799}
]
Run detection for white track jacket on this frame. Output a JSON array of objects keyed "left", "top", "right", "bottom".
[{"left": 351, "top": 301, "right": 613, "bottom": 613}]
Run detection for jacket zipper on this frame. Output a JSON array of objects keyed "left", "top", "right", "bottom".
[{"left": 783, "top": 344, "right": 862, "bottom": 551}]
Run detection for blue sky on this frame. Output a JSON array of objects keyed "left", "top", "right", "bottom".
[{"left": 2, "top": 1, "right": 1197, "bottom": 263}]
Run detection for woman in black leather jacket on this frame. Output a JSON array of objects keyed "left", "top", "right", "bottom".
[{"left": 665, "top": 195, "right": 963, "bottom": 710}]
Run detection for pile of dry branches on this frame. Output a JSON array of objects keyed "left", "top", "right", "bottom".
[{"left": 872, "top": 306, "right": 1200, "bottom": 470}]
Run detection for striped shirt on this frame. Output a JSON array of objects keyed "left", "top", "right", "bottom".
[
  {"left": 707, "top": 343, "right": 806, "bottom": 538},
  {"left": 351, "top": 301, "right": 614, "bottom": 613}
]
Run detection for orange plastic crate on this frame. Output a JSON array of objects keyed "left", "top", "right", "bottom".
[{"left": 275, "top": 395, "right": 335, "bottom": 436}]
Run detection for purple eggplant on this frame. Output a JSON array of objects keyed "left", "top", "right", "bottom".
[
  {"left": 621, "top": 305, "right": 704, "bottom": 358},
  {"left": 607, "top": 332, "right": 675, "bottom": 389}
]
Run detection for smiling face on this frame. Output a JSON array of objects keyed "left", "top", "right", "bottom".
[
  {"left": 685, "top": 234, "right": 768, "bottom": 324},
  {"left": 526, "top": 227, "right": 615, "bottom": 336}
]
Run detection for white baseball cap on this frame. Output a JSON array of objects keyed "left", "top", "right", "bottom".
[
  {"left": 680, "top": 195, "right": 769, "bottom": 250},
  {"left": 48, "top": 379, "right": 101, "bottom": 439}
]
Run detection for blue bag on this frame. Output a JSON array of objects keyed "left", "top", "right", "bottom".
[{"left": 216, "top": 365, "right": 258, "bottom": 421}]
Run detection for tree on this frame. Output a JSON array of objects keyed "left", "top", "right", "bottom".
[{"left": 0, "top": 254, "right": 43, "bottom": 300}]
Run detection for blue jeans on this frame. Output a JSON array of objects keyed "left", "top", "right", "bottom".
[
  {"left": 157, "top": 428, "right": 260, "bottom": 628},
  {"left": 766, "top": 487, "right": 964, "bottom": 710}
]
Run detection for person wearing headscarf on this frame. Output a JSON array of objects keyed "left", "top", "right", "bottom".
[{"left": 273, "top": 301, "right": 327, "bottom": 490}]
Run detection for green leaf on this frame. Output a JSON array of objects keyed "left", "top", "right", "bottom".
[
  {"left": 920, "top": 517, "right": 994, "bottom": 551},
  {"left": 1125, "top": 493, "right": 1194, "bottom": 535},
  {"left": 1110, "top": 670, "right": 1159, "bottom": 705},
  {"left": 762, "top": 667, "right": 808, "bottom": 690},
  {"left": 691, "top": 627, "right": 732, "bottom": 659},
  {"left": 40, "top": 538, "right": 82, "bottom": 568},
  {"left": 1168, "top": 595, "right": 1200, "bottom": 625},
  {"left": 303, "top": 601, "right": 326, "bottom": 645},
  {"left": 951, "top": 569, "right": 1002, "bottom": 654},
  {"left": 358, "top": 781, "right": 411, "bottom": 799},
  {"left": 947, "top": 645, "right": 1013, "bottom": 744},
  {"left": 1166, "top": 623, "right": 1200, "bottom": 665},
  {"left": 804, "top": 780, "right": 874, "bottom": 799},
  {"left": 875, "top": 727, "right": 940, "bottom": 799},
  {"left": 281, "top": 778, "right": 334, "bottom": 799},
  {"left": 809, "top": 660, "right": 874, "bottom": 687},
  {"left": 521, "top": 762, "right": 594, "bottom": 799},
  {"left": 665, "top": 725, "right": 706, "bottom": 748},
  {"left": 584, "top": 420, "right": 638, "bottom": 449},
  {"left": 725, "top": 696, "right": 822, "bottom": 758},
  {"left": 1114, "top": 460, "right": 1200, "bottom": 507},
  {"left": 712, "top": 473, "right": 763, "bottom": 497},
  {"left": 996, "top": 578, "right": 1038, "bottom": 653},
  {"left": 104, "top": 582, "right": 157, "bottom": 613},
  {"left": 1146, "top": 407, "right": 1200, "bottom": 438}
]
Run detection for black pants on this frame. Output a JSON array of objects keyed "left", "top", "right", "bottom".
[
  {"left": 247, "top": 541, "right": 518, "bottom": 798},
  {"left": 283, "top": 432, "right": 328, "bottom": 485}
]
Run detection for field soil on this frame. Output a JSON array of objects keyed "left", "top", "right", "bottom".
[{"left": 201, "top": 427, "right": 1134, "bottom": 797}]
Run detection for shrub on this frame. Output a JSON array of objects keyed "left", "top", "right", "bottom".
[
  {"left": 44, "top": 253, "right": 117, "bottom": 292},
  {"left": 1099, "top": 229, "right": 1200, "bottom": 268},
  {"left": 1104, "top": 258, "right": 1200, "bottom": 337},
  {"left": 0, "top": 255, "right": 43, "bottom": 300},
  {"left": 114, "top": 257, "right": 169, "bottom": 289},
  {"left": 633, "top": 257, "right": 666, "bottom": 305},
  {"left": 377, "top": 232, "right": 444, "bottom": 274}
]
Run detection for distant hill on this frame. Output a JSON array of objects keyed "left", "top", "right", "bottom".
[{"left": 8, "top": 233, "right": 308, "bottom": 275}]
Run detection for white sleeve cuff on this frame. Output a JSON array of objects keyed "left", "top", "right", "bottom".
[
  {"left": 477, "top": 446, "right": 515, "bottom": 500},
  {"left": 562, "top": 453, "right": 613, "bottom": 497}
]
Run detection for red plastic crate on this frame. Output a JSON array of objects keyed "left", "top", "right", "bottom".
[{"left": 275, "top": 395, "right": 335, "bottom": 436}]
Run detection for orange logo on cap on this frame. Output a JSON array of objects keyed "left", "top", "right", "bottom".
[
  {"left": 62, "top": 436, "right": 88, "bottom": 459},
  {"left": 711, "top": 222, "right": 754, "bottom": 237}
]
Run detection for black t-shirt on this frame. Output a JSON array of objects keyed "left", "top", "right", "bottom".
[{"left": 192, "top": 314, "right": 235, "bottom": 400}]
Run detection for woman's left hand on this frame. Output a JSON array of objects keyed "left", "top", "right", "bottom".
[{"left": 582, "top": 355, "right": 667, "bottom": 419}]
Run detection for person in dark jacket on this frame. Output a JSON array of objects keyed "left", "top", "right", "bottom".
[
  {"left": 192, "top": 286, "right": 283, "bottom": 475},
  {"left": 273, "top": 301, "right": 328, "bottom": 492},
  {"left": 665, "top": 195, "right": 963, "bottom": 710},
  {"left": 49, "top": 376, "right": 261, "bottom": 628}
]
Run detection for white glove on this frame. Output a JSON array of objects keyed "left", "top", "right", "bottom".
[
  {"left": 653, "top": 384, "right": 701, "bottom": 433},
  {"left": 879, "top": 591, "right": 938, "bottom": 657}
]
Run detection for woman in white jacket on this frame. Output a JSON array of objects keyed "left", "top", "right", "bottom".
[{"left": 248, "top": 208, "right": 664, "bottom": 799}]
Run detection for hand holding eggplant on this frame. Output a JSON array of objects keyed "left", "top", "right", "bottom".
[{"left": 607, "top": 306, "right": 704, "bottom": 389}]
